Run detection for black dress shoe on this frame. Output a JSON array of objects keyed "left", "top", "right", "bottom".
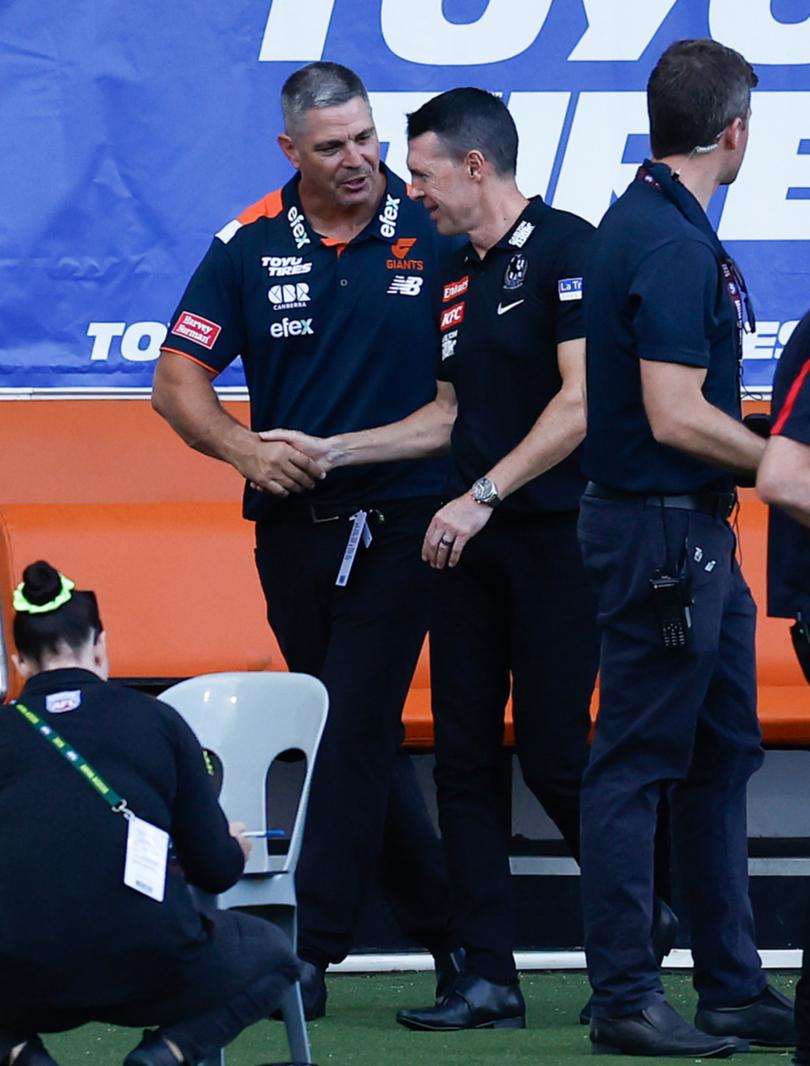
[
  {"left": 579, "top": 900, "right": 680, "bottom": 1025},
  {"left": 3, "top": 1038, "right": 60, "bottom": 1066},
  {"left": 434, "top": 947, "right": 465, "bottom": 1002},
  {"left": 123, "top": 1031, "right": 183, "bottom": 1066},
  {"left": 591, "top": 1000, "right": 746, "bottom": 1057},
  {"left": 396, "top": 974, "right": 525, "bottom": 1031},
  {"left": 695, "top": 984, "right": 796, "bottom": 1047},
  {"left": 297, "top": 960, "right": 327, "bottom": 1021}
]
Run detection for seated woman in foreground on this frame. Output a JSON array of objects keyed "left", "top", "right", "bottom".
[{"left": 0, "top": 561, "right": 301, "bottom": 1066}]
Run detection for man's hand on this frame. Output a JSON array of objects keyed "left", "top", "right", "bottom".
[
  {"left": 238, "top": 435, "right": 327, "bottom": 496},
  {"left": 259, "top": 428, "right": 336, "bottom": 472},
  {"left": 422, "top": 494, "right": 493, "bottom": 569},
  {"left": 229, "top": 821, "right": 252, "bottom": 862}
]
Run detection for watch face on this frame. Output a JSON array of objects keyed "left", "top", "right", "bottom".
[{"left": 473, "top": 477, "right": 496, "bottom": 503}]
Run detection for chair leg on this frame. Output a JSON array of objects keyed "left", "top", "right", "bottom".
[{"left": 281, "top": 981, "right": 312, "bottom": 1064}]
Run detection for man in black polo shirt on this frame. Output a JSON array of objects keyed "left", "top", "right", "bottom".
[
  {"left": 152, "top": 62, "right": 459, "bottom": 1018},
  {"left": 269, "top": 87, "right": 601, "bottom": 1030},
  {"left": 579, "top": 39, "right": 794, "bottom": 1056},
  {"left": 757, "top": 310, "right": 810, "bottom": 1066}
]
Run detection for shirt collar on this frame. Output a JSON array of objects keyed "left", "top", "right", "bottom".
[
  {"left": 282, "top": 162, "right": 404, "bottom": 248},
  {"left": 19, "top": 667, "right": 104, "bottom": 699},
  {"left": 462, "top": 195, "right": 549, "bottom": 264}
]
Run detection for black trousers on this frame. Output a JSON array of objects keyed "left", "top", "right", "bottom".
[
  {"left": 430, "top": 509, "right": 599, "bottom": 983},
  {"left": 0, "top": 910, "right": 299, "bottom": 1064},
  {"left": 578, "top": 496, "right": 765, "bottom": 1017},
  {"left": 255, "top": 498, "right": 454, "bottom": 966}
]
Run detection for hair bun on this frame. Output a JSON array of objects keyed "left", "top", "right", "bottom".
[{"left": 21, "top": 560, "right": 63, "bottom": 607}]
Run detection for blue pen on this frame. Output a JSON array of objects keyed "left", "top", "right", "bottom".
[{"left": 242, "top": 829, "right": 286, "bottom": 838}]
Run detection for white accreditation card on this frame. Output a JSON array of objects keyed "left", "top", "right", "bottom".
[
  {"left": 335, "top": 510, "right": 372, "bottom": 587},
  {"left": 124, "top": 814, "right": 169, "bottom": 902}
]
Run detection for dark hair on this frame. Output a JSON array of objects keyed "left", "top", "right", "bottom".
[
  {"left": 407, "top": 88, "right": 518, "bottom": 177},
  {"left": 281, "top": 62, "right": 369, "bottom": 133},
  {"left": 648, "top": 39, "right": 758, "bottom": 158},
  {"left": 13, "top": 561, "right": 103, "bottom": 664}
]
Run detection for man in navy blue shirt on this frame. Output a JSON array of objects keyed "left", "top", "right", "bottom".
[
  {"left": 579, "top": 39, "right": 794, "bottom": 1056},
  {"left": 757, "top": 310, "right": 810, "bottom": 1066},
  {"left": 269, "top": 88, "right": 602, "bottom": 1031},
  {"left": 152, "top": 62, "right": 458, "bottom": 1018}
]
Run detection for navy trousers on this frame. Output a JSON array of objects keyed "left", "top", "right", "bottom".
[
  {"left": 255, "top": 497, "right": 455, "bottom": 967},
  {"left": 431, "top": 509, "right": 599, "bottom": 983},
  {"left": 578, "top": 494, "right": 766, "bottom": 1018}
]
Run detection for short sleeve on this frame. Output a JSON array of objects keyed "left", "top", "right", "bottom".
[
  {"left": 163, "top": 238, "right": 247, "bottom": 374},
  {"left": 630, "top": 240, "right": 718, "bottom": 367},
  {"left": 772, "top": 314, "right": 810, "bottom": 445},
  {"left": 553, "top": 226, "right": 592, "bottom": 344}
]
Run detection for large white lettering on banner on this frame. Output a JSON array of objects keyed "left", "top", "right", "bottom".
[{"left": 2, "top": 0, "right": 808, "bottom": 392}]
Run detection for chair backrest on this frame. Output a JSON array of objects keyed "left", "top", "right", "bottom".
[{"left": 160, "top": 672, "right": 328, "bottom": 876}]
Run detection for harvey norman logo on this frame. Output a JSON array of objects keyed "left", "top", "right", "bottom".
[{"left": 171, "top": 312, "right": 222, "bottom": 350}]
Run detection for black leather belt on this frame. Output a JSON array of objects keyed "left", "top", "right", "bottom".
[{"left": 585, "top": 482, "right": 737, "bottom": 521}]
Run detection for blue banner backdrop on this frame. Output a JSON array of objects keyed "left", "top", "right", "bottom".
[{"left": 2, "top": 0, "right": 809, "bottom": 393}]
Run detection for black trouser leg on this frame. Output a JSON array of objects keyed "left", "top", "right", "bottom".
[
  {"left": 431, "top": 542, "right": 514, "bottom": 983},
  {"left": 255, "top": 501, "right": 453, "bottom": 965},
  {"left": 157, "top": 969, "right": 295, "bottom": 1064},
  {"left": 0, "top": 911, "right": 300, "bottom": 1063},
  {"left": 431, "top": 512, "right": 595, "bottom": 983},
  {"left": 508, "top": 512, "right": 597, "bottom": 862}
]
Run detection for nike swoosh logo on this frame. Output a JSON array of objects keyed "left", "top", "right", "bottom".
[{"left": 497, "top": 299, "right": 524, "bottom": 315}]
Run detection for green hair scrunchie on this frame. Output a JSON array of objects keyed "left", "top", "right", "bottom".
[{"left": 13, "top": 573, "right": 76, "bottom": 615}]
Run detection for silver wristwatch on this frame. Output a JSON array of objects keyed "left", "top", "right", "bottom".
[{"left": 470, "top": 476, "right": 501, "bottom": 507}]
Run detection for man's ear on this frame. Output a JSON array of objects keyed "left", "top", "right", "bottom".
[
  {"left": 723, "top": 116, "right": 745, "bottom": 151},
  {"left": 278, "top": 132, "right": 300, "bottom": 170},
  {"left": 465, "top": 150, "right": 486, "bottom": 181}
]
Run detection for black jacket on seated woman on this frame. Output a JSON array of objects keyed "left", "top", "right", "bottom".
[{"left": 0, "top": 561, "right": 301, "bottom": 1066}]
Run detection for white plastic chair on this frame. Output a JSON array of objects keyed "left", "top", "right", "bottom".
[{"left": 161, "top": 671, "right": 329, "bottom": 1066}]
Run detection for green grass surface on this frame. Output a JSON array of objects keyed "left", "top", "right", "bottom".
[{"left": 45, "top": 970, "right": 798, "bottom": 1065}]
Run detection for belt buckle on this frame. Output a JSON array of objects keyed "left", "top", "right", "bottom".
[
  {"left": 719, "top": 492, "right": 737, "bottom": 521},
  {"left": 309, "top": 504, "right": 341, "bottom": 524}
]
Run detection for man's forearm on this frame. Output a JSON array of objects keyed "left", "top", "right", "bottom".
[
  {"left": 652, "top": 400, "right": 766, "bottom": 475},
  {"left": 152, "top": 354, "right": 254, "bottom": 468},
  {"left": 326, "top": 394, "right": 456, "bottom": 468},
  {"left": 486, "top": 384, "right": 586, "bottom": 499},
  {"left": 758, "top": 435, "right": 810, "bottom": 527}
]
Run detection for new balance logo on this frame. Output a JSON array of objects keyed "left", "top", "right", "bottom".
[{"left": 387, "top": 275, "right": 423, "bottom": 296}]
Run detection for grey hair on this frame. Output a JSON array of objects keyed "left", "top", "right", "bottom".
[{"left": 281, "top": 62, "right": 370, "bottom": 134}]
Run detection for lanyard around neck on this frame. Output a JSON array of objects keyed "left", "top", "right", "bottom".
[{"left": 12, "top": 701, "right": 132, "bottom": 820}]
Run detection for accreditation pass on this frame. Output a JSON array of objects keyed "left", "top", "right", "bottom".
[
  {"left": 336, "top": 510, "right": 373, "bottom": 587},
  {"left": 124, "top": 814, "right": 170, "bottom": 902}
]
